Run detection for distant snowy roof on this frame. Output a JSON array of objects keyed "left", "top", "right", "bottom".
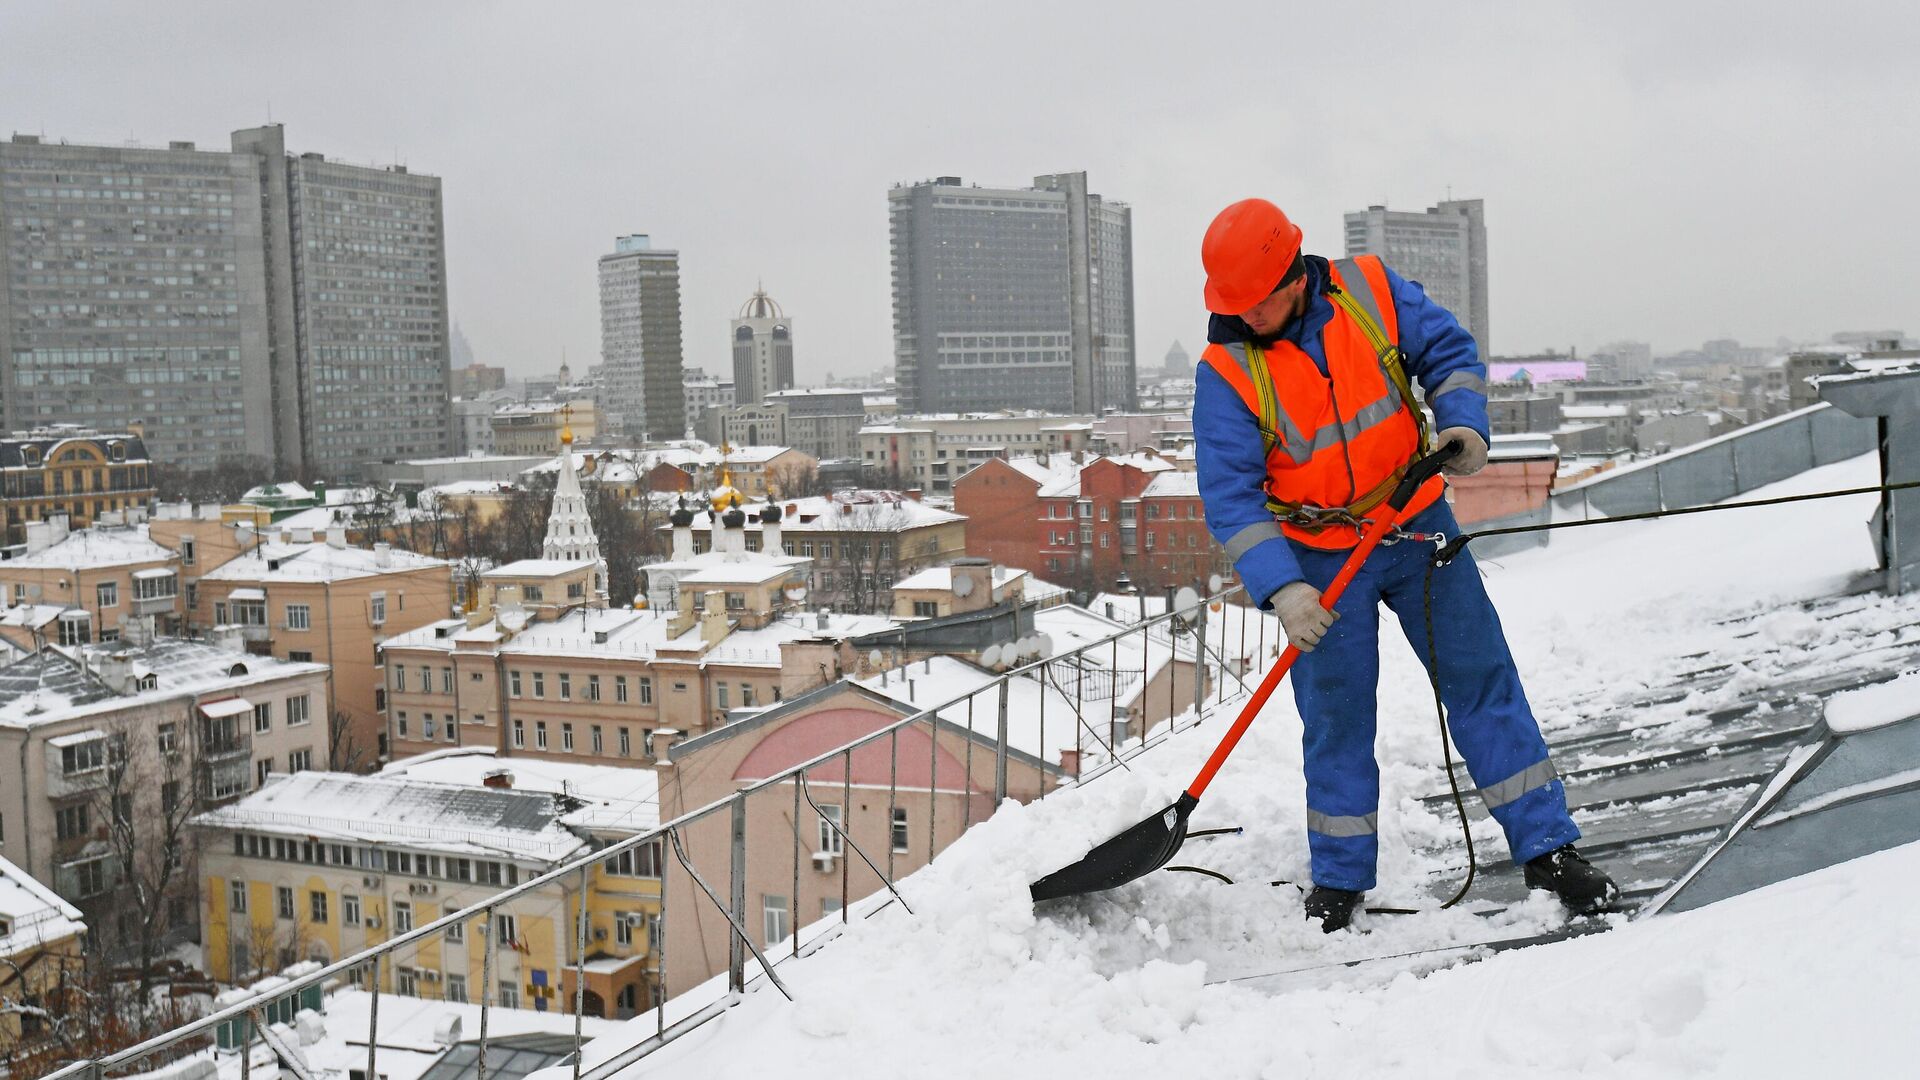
[
  {"left": 2, "top": 526, "right": 174, "bottom": 570},
  {"left": 1034, "top": 453, "right": 1176, "bottom": 498},
  {"left": 0, "top": 853, "right": 84, "bottom": 955},
  {"left": 856, "top": 655, "right": 1080, "bottom": 761},
  {"left": 678, "top": 493, "right": 962, "bottom": 532},
  {"left": 200, "top": 540, "right": 448, "bottom": 583},
  {"left": 0, "top": 639, "right": 325, "bottom": 729},
  {"left": 1141, "top": 471, "right": 1200, "bottom": 497},
  {"left": 380, "top": 747, "right": 658, "bottom": 834},
  {"left": 893, "top": 565, "right": 1026, "bottom": 593},
  {"left": 194, "top": 771, "right": 589, "bottom": 861}
]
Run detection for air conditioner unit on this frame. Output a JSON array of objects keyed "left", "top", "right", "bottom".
[
  {"left": 365, "top": 916, "right": 382, "bottom": 929},
  {"left": 593, "top": 928, "right": 607, "bottom": 942},
  {"left": 362, "top": 875, "right": 381, "bottom": 889},
  {"left": 409, "top": 882, "right": 437, "bottom": 896},
  {"left": 422, "top": 970, "right": 440, "bottom": 982},
  {"left": 811, "top": 851, "right": 836, "bottom": 872},
  {"left": 623, "top": 913, "right": 648, "bottom": 928}
]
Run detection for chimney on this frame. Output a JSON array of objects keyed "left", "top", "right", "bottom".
[
  {"left": 905, "top": 489, "right": 923, "bottom": 502},
  {"left": 291, "top": 527, "right": 314, "bottom": 543},
  {"left": 48, "top": 512, "right": 69, "bottom": 546},
  {"left": 23, "top": 520, "right": 52, "bottom": 556},
  {"left": 1059, "top": 748, "right": 1082, "bottom": 777},
  {"left": 700, "top": 590, "right": 730, "bottom": 645},
  {"left": 815, "top": 608, "right": 830, "bottom": 631},
  {"left": 481, "top": 769, "right": 514, "bottom": 790},
  {"left": 671, "top": 510, "right": 695, "bottom": 561},
  {"left": 667, "top": 591, "right": 698, "bottom": 638},
  {"left": 212, "top": 625, "right": 245, "bottom": 652},
  {"left": 374, "top": 542, "right": 392, "bottom": 568},
  {"left": 326, "top": 525, "right": 347, "bottom": 549},
  {"left": 198, "top": 502, "right": 221, "bottom": 521},
  {"left": 95, "top": 650, "right": 134, "bottom": 694},
  {"left": 949, "top": 558, "right": 994, "bottom": 614},
  {"left": 650, "top": 727, "right": 680, "bottom": 762}
]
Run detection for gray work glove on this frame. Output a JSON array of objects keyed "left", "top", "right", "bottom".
[
  {"left": 1436, "top": 427, "right": 1489, "bottom": 476},
  {"left": 1273, "top": 580, "right": 1339, "bottom": 652}
]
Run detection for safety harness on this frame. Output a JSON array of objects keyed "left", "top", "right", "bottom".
[{"left": 1244, "top": 258, "right": 1432, "bottom": 533}]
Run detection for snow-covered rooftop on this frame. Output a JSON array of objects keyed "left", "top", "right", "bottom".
[
  {"left": 0, "top": 853, "right": 84, "bottom": 955},
  {"left": 0, "top": 639, "right": 326, "bottom": 729},
  {"left": 892, "top": 564, "right": 1026, "bottom": 593},
  {"left": 675, "top": 492, "right": 962, "bottom": 532},
  {"left": 380, "top": 747, "right": 659, "bottom": 834},
  {"left": 1, "top": 525, "right": 174, "bottom": 570},
  {"left": 200, "top": 540, "right": 448, "bottom": 583},
  {"left": 194, "top": 771, "right": 589, "bottom": 861}
]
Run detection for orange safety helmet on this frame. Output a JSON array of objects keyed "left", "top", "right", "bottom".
[{"left": 1202, "top": 198, "right": 1304, "bottom": 315}]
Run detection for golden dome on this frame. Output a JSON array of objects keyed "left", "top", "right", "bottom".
[
  {"left": 708, "top": 463, "right": 741, "bottom": 512},
  {"left": 632, "top": 595, "right": 648, "bottom": 610},
  {"left": 560, "top": 425, "right": 575, "bottom": 446}
]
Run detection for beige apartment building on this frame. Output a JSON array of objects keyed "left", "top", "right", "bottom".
[
  {"left": 194, "top": 766, "right": 663, "bottom": 1017},
  {"left": 860, "top": 413, "right": 1094, "bottom": 494},
  {"left": 0, "top": 515, "right": 181, "bottom": 643},
  {"left": 0, "top": 638, "right": 328, "bottom": 954},
  {"left": 491, "top": 400, "right": 599, "bottom": 456},
  {"left": 193, "top": 531, "right": 453, "bottom": 770},
  {"left": 0, "top": 852, "right": 86, "bottom": 1063}
]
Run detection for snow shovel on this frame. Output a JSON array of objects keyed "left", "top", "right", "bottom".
[{"left": 1030, "top": 441, "right": 1462, "bottom": 903}]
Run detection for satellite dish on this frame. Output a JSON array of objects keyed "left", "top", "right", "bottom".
[
  {"left": 979, "top": 644, "right": 1002, "bottom": 670},
  {"left": 1034, "top": 633, "right": 1055, "bottom": 659},
  {"left": 783, "top": 580, "right": 808, "bottom": 603},
  {"left": 1208, "top": 574, "right": 1225, "bottom": 594},
  {"left": 1174, "top": 586, "right": 1201, "bottom": 616},
  {"left": 867, "top": 649, "right": 883, "bottom": 669},
  {"left": 497, "top": 606, "right": 529, "bottom": 633},
  {"left": 951, "top": 572, "right": 975, "bottom": 598}
]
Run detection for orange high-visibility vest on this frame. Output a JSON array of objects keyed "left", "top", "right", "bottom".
[{"left": 1200, "top": 255, "right": 1443, "bottom": 549}]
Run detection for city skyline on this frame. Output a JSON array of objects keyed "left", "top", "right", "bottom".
[{"left": 4, "top": 3, "right": 1917, "bottom": 389}]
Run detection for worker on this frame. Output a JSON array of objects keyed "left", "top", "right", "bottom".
[{"left": 1193, "top": 198, "right": 1618, "bottom": 932}]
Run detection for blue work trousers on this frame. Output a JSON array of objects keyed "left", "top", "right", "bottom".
[{"left": 1288, "top": 500, "right": 1579, "bottom": 891}]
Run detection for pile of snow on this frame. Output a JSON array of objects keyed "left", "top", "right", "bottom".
[
  {"left": 566, "top": 452, "right": 1920, "bottom": 1077},
  {"left": 1824, "top": 669, "right": 1920, "bottom": 733}
]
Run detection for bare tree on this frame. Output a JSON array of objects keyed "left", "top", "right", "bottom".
[
  {"left": 829, "top": 497, "right": 911, "bottom": 613},
  {"left": 328, "top": 706, "right": 376, "bottom": 775},
  {"left": 472, "top": 476, "right": 554, "bottom": 565},
  {"left": 587, "top": 487, "right": 642, "bottom": 606},
  {"left": 768, "top": 461, "right": 829, "bottom": 498},
  {"left": 152, "top": 455, "right": 273, "bottom": 505}
]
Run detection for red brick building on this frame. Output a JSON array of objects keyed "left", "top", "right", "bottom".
[{"left": 955, "top": 452, "right": 1226, "bottom": 596}]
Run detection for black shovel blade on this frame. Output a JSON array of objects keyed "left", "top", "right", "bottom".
[{"left": 1030, "top": 792, "right": 1197, "bottom": 903}]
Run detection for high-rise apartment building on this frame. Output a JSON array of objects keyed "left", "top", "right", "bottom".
[
  {"left": 730, "top": 287, "right": 793, "bottom": 404},
  {"left": 1343, "top": 198, "right": 1488, "bottom": 356},
  {"left": 888, "top": 173, "right": 1134, "bottom": 415},
  {"left": 0, "top": 126, "right": 453, "bottom": 477},
  {"left": 596, "top": 235, "right": 685, "bottom": 441}
]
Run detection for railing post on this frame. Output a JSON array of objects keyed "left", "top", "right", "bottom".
[
  {"left": 1036, "top": 657, "right": 1047, "bottom": 796},
  {"left": 927, "top": 714, "right": 938, "bottom": 859},
  {"left": 792, "top": 772, "right": 802, "bottom": 959},
  {"left": 1192, "top": 601, "right": 1206, "bottom": 721},
  {"left": 840, "top": 750, "right": 851, "bottom": 921},
  {"left": 477, "top": 903, "right": 494, "bottom": 1080},
  {"left": 964, "top": 694, "right": 976, "bottom": 828},
  {"left": 728, "top": 796, "right": 747, "bottom": 992},
  {"left": 572, "top": 864, "right": 588, "bottom": 1079},
  {"left": 887, "top": 728, "right": 899, "bottom": 881},
  {"left": 994, "top": 678, "right": 1010, "bottom": 803},
  {"left": 655, "top": 840, "right": 668, "bottom": 1035}
]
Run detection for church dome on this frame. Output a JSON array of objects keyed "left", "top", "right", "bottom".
[{"left": 737, "top": 287, "right": 785, "bottom": 320}]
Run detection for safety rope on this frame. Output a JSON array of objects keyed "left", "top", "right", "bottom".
[{"left": 1165, "top": 474, "right": 1920, "bottom": 913}]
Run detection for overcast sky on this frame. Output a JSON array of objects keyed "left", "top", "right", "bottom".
[{"left": 7, "top": 2, "right": 1917, "bottom": 384}]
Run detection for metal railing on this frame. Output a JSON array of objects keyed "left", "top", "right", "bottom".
[{"left": 47, "top": 585, "right": 1253, "bottom": 1080}]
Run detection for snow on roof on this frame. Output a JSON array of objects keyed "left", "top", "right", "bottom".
[
  {"left": 1824, "top": 670, "right": 1920, "bottom": 733},
  {"left": 194, "top": 771, "right": 588, "bottom": 861},
  {"left": 1, "top": 525, "right": 174, "bottom": 570},
  {"left": 856, "top": 655, "right": 1080, "bottom": 761},
  {"left": 678, "top": 492, "right": 962, "bottom": 532},
  {"left": 484, "top": 558, "right": 584, "bottom": 578},
  {"left": 200, "top": 540, "right": 449, "bottom": 583},
  {"left": 0, "top": 853, "right": 84, "bottom": 955},
  {"left": 1034, "top": 452, "right": 1177, "bottom": 498},
  {"left": 570, "top": 449, "right": 1920, "bottom": 1079},
  {"left": 385, "top": 607, "right": 897, "bottom": 669},
  {"left": 0, "top": 639, "right": 326, "bottom": 729},
  {"left": 380, "top": 747, "right": 658, "bottom": 833},
  {"left": 0, "top": 603, "right": 65, "bottom": 631},
  {"left": 1141, "top": 471, "right": 1200, "bottom": 497}
]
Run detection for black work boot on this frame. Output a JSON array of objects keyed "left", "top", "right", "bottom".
[
  {"left": 1303, "top": 886, "right": 1363, "bottom": 933},
  {"left": 1524, "top": 845, "right": 1620, "bottom": 915}
]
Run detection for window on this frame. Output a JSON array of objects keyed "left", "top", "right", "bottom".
[
  {"left": 591, "top": 725, "right": 603, "bottom": 754},
  {"left": 287, "top": 695, "right": 311, "bottom": 726},
  {"left": 288, "top": 749, "right": 312, "bottom": 772},
  {"left": 290, "top": 650, "right": 313, "bottom": 663},
  {"left": 535, "top": 722, "right": 548, "bottom": 750},
  {"left": 369, "top": 593, "right": 387, "bottom": 625},
  {"left": 763, "top": 895, "right": 790, "bottom": 946},
  {"left": 397, "top": 711, "right": 410, "bottom": 738},
  {"left": 512, "top": 719, "right": 525, "bottom": 748},
  {"left": 614, "top": 675, "right": 628, "bottom": 703},
  {"left": 230, "top": 879, "right": 248, "bottom": 913},
  {"left": 254, "top": 702, "right": 272, "bottom": 734},
  {"left": 532, "top": 672, "right": 545, "bottom": 698},
  {"left": 603, "top": 840, "right": 662, "bottom": 878},
  {"left": 11, "top": 584, "right": 21, "bottom": 605},
  {"left": 499, "top": 980, "right": 520, "bottom": 1010},
  {"left": 418, "top": 666, "right": 431, "bottom": 693},
  {"left": 56, "top": 803, "right": 90, "bottom": 840},
  {"left": 494, "top": 913, "right": 518, "bottom": 944},
  {"left": 181, "top": 538, "right": 196, "bottom": 566},
  {"left": 558, "top": 673, "right": 571, "bottom": 700},
  {"left": 71, "top": 857, "right": 107, "bottom": 898},
  {"left": 286, "top": 604, "right": 311, "bottom": 631},
  {"left": 393, "top": 901, "right": 413, "bottom": 933},
  {"left": 562, "top": 723, "right": 574, "bottom": 752},
  {"left": 716, "top": 683, "right": 729, "bottom": 709},
  {"left": 423, "top": 716, "right": 437, "bottom": 740},
  {"left": 618, "top": 727, "right": 630, "bottom": 757},
  {"left": 817, "top": 804, "right": 843, "bottom": 855},
  {"left": 256, "top": 758, "right": 273, "bottom": 786},
  {"left": 446, "top": 974, "right": 468, "bottom": 1003},
  {"left": 444, "top": 904, "right": 465, "bottom": 942},
  {"left": 639, "top": 677, "right": 653, "bottom": 705},
  {"left": 277, "top": 886, "right": 295, "bottom": 920},
  {"left": 912, "top": 600, "right": 939, "bottom": 618},
  {"left": 523, "top": 584, "right": 544, "bottom": 602},
  {"left": 60, "top": 737, "right": 106, "bottom": 775},
  {"left": 397, "top": 969, "right": 418, "bottom": 996},
  {"left": 343, "top": 894, "right": 361, "bottom": 926},
  {"left": 615, "top": 912, "right": 635, "bottom": 948},
  {"left": 97, "top": 581, "right": 118, "bottom": 608},
  {"left": 741, "top": 684, "right": 755, "bottom": 707},
  {"left": 510, "top": 670, "right": 522, "bottom": 697},
  {"left": 892, "top": 808, "right": 910, "bottom": 853},
  {"left": 311, "top": 891, "right": 329, "bottom": 923},
  {"left": 57, "top": 612, "right": 91, "bottom": 647},
  {"left": 587, "top": 674, "right": 601, "bottom": 701}
]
